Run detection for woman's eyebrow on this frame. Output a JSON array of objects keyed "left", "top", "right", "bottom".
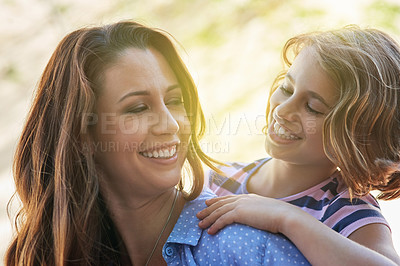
[
  {"left": 118, "top": 90, "right": 149, "bottom": 103},
  {"left": 117, "top": 84, "right": 180, "bottom": 103}
]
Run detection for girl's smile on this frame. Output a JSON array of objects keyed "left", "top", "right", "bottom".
[{"left": 265, "top": 47, "right": 338, "bottom": 167}]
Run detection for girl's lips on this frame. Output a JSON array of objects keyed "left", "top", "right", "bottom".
[{"left": 273, "top": 122, "right": 301, "bottom": 140}]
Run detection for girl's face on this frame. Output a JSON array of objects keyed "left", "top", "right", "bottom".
[
  {"left": 92, "top": 47, "right": 191, "bottom": 198},
  {"left": 265, "top": 47, "right": 338, "bottom": 167}
]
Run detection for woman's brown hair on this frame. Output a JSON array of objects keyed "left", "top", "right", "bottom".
[
  {"left": 5, "top": 20, "right": 218, "bottom": 265},
  {"left": 266, "top": 25, "right": 400, "bottom": 200}
]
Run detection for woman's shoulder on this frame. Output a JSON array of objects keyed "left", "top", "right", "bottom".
[{"left": 197, "top": 225, "right": 310, "bottom": 265}]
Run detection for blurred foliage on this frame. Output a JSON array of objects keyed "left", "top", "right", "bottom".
[
  {"left": 3, "top": 64, "right": 19, "bottom": 82},
  {"left": 366, "top": 0, "right": 400, "bottom": 34},
  {"left": 51, "top": 3, "right": 69, "bottom": 15}
]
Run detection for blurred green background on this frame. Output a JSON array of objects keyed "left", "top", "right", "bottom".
[{"left": 1, "top": 0, "right": 400, "bottom": 262}]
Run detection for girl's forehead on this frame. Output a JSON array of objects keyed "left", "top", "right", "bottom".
[{"left": 287, "top": 47, "right": 339, "bottom": 106}]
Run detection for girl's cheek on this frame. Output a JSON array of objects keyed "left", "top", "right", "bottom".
[{"left": 304, "top": 117, "right": 318, "bottom": 135}]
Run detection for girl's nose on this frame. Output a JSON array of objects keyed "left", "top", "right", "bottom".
[{"left": 274, "top": 98, "right": 299, "bottom": 123}]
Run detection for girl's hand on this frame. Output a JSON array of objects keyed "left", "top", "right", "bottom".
[{"left": 196, "top": 194, "right": 301, "bottom": 235}]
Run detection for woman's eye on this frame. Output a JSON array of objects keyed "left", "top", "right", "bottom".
[
  {"left": 305, "top": 104, "right": 323, "bottom": 115},
  {"left": 279, "top": 85, "right": 293, "bottom": 96},
  {"left": 126, "top": 104, "right": 148, "bottom": 113}
]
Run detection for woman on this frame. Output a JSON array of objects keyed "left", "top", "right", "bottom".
[{"left": 5, "top": 21, "right": 309, "bottom": 265}]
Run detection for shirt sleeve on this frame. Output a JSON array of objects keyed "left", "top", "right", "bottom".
[{"left": 321, "top": 193, "right": 390, "bottom": 237}]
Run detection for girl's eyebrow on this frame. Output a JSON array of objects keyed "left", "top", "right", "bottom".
[
  {"left": 117, "top": 84, "right": 180, "bottom": 103},
  {"left": 307, "top": 91, "right": 330, "bottom": 108},
  {"left": 286, "top": 73, "right": 330, "bottom": 108}
]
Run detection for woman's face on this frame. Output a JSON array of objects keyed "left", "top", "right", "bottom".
[
  {"left": 265, "top": 47, "right": 338, "bottom": 168},
  {"left": 92, "top": 47, "right": 191, "bottom": 198}
]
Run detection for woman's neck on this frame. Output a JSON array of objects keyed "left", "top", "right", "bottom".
[
  {"left": 105, "top": 188, "right": 186, "bottom": 265},
  {"left": 247, "top": 158, "right": 337, "bottom": 198}
]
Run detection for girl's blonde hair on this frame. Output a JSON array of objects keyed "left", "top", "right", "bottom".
[
  {"left": 6, "top": 21, "right": 219, "bottom": 265},
  {"left": 266, "top": 25, "right": 400, "bottom": 200}
]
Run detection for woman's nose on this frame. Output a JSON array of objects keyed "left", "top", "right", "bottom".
[{"left": 150, "top": 106, "right": 180, "bottom": 135}]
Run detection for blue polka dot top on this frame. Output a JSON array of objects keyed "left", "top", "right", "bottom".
[{"left": 162, "top": 188, "right": 310, "bottom": 265}]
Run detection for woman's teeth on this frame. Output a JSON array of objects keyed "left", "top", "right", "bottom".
[
  {"left": 141, "top": 145, "right": 177, "bottom": 158},
  {"left": 273, "top": 123, "right": 300, "bottom": 140}
]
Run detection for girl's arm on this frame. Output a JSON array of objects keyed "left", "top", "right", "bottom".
[{"left": 196, "top": 194, "right": 400, "bottom": 266}]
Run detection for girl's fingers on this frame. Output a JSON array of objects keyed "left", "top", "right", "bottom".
[
  {"left": 198, "top": 202, "right": 235, "bottom": 229},
  {"left": 205, "top": 195, "right": 234, "bottom": 206},
  {"left": 197, "top": 196, "right": 235, "bottom": 219},
  {"left": 204, "top": 197, "right": 219, "bottom": 206},
  {"left": 196, "top": 203, "right": 219, "bottom": 219},
  {"left": 206, "top": 210, "right": 236, "bottom": 235}
]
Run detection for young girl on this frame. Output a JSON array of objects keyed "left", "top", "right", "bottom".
[{"left": 197, "top": 25, "right": 400, "bottom": 265}]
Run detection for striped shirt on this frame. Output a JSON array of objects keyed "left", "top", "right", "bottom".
[{"left": 208, "top": 157, "right": 390, "bottom": 237}]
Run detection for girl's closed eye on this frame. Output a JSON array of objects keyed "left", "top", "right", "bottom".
[
  {"left": 278, "top": 84, "right": 325, "bottom": 115},
  {"left": 305, "top": 103, "right": 324, "bottom": 115}
]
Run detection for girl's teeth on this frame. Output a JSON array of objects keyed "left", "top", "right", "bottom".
[
  {"left": 278, "top": 127, "right": 286, "bottom": 136},
  {"left": 274, "top": 123, "right": 299, "bottom": 140}
]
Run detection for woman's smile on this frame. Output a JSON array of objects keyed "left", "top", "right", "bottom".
[
  {"left": 140, "top": 144, "right": 178, "bottom": 159},
  {"left": 92, "top": 47, "right": 191, "bottom": 195}
]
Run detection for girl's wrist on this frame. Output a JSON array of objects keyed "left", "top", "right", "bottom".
[{"left": 277, "top": 205, "right": 311, "bottom": 236}]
